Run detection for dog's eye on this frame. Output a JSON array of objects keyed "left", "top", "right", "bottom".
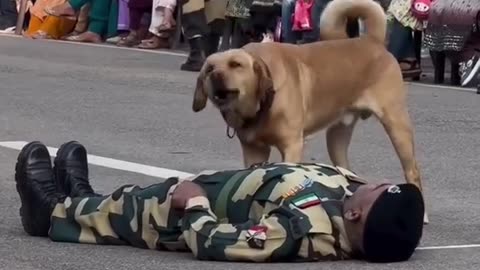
[
  {"left": 229, "top": 61, "right": 242, "bottom": 68},
  {"left": 205, "top": 65, "right": 214, "bottom": 74}
]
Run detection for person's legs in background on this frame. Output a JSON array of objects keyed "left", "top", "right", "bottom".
[
  {"left": 46, "top": 0, "right": 116, "bottom": 43},
  {"left": 157, "top": 0, "right": 176, "bottom": 31},
  {"left": 74, "top": 0, "right": 115, "bottom": 42},
  {"left": 222, "top": 0, "right": 251, "bottom": 49},
  {"left": 230, "top": 18, "right": 250, "bottom": 47},
  {"left": 180, "top": 0, "right": 210, "bottom": 71},
  {"left": 117, "top": 0, "right": 130, "bottom": 32},
  {"left": 137, "top": 0, "right": 175, "bottom": 50},
  {"left": 25, "top": 15, "right": 44, "bottom": 37},
  {"left": 281, "top": 0, "right": 297, "bottom": 43},
  {"left": 70, "top": 4, "right": 91, "bottom": 36},
  {"left": 387, "top": 17, "right": 420, "bottom": 78},
  {"left": 0, "top": 0, "right": 18, "bottom": 30},
  {"left": 181, "top": 0, "right": 224, "bottom": 71},
  {"left": 32, "top": 15, "right": 77, "bottom": 39},
  {"left": 203, "top": 0, "right": 224, "bottom": 55},
  {"left": 117, "top": 0, "right": 151, "bottom": 47},
  {"left": 24, "top": 0, "right": 77, "bottom": 40}
]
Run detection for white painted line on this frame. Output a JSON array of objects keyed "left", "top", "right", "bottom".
[
  {"left": 407, "top": 82, "right": 478, "bottom": 93},
  {"left": 0, "top": 33, "right": 188, "bottom": 57},
  {"left": 417, "top": 244, "right": 480, "bottom": 250},
  {"left": 0, "top": 141, "right": 194, "bottom": 179}
]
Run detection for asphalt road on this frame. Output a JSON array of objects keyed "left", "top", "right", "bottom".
[{"left": 0, "top": 35, "right": 479, "bottom": 270}]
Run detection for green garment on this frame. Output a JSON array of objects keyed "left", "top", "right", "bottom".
[{"left": 69, "top": 0, "right": 118, "bottom": 38}]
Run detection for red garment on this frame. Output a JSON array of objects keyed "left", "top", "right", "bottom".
[{"left": 292, "top": 0, "right": 313, "bottom": 31}]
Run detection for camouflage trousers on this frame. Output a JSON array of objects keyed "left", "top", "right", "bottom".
[
  {"left": 181, "top": 0, "right": 226, "bottom": 39},
  {"left": 49, "top": 177, "right": 189, "bottom": 251}
]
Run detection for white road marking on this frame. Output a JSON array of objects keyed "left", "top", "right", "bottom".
[
  {"left": 0, "top": 141, "right": 479, "bottom": 252},
  {"left": 417, "top": 244, "right": 480, "bottom": 250},
  {"left": 0, "top": 141, "right": 194, "bottom": 179},
  {"left": 407, "top": 82, "right": 479, "bottom": 93}
]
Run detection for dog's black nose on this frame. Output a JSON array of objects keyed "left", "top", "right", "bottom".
[{"left": 210, "top": 70, "right": 225, "bottom": 90}]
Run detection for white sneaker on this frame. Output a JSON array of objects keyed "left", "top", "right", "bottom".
[
  {"left": 261, "top": 32, "right": 274, "bottom": 43},
  {"left": 459, "top": 54, "right": 480, "bottom": 87},
  {"left": 0, "top": 26, "right": 16, "bottom": 34}
]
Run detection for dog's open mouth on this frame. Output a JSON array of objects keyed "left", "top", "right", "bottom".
[{"left": 213, "top": 89, "right": 239, "bottom": 106}]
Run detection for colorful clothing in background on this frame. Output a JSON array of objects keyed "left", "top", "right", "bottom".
[
  {"left": 117, "top": 0, "right": 130, "bottom": 31},
  {"left": 26, "top": 0, "right": 76, "bottom": 39},
  {"left": 387, "top": 0, "right": 424, "bottom": 31},
  {"left": 423, "top": 0, "right": 480, "bottom": 52}
]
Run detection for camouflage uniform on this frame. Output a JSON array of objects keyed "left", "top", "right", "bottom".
[{"left": 49, "top": 163, "right": 365, "bottom": 262}]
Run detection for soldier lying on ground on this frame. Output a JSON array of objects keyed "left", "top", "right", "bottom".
[{"left": 15, "top": 140, "right": 425, "bottom": 263}]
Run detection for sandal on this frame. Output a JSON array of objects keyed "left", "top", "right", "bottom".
[
  {"left": 32, "top": 31, "right": 52, "bottom": 40},
  {"left": 61, "top": 30, "right": 83, "bottom": 40},
  {"left": 137, "top": 37, "right": 170, "bottom": 49},
  {"left": 64, "top": 32, "right": 102, "bottom": 43},
  {"left": 116, "top": 34, "right": 140, "bottom": 47},
  {"left": 399, "top": 59, "right": 422, "bottom": 78}
]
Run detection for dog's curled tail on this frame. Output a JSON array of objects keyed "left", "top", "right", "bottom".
[{"left": 319, "top": 0, "right": 387, "bottom": 44}]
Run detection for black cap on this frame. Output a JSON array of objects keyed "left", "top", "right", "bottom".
[{"left": 362, "top": 184, "right": 425, "bottom": 263}]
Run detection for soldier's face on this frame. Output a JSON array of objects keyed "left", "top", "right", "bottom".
[{"left": 342, "top": 182, "right": 393, "bottom": 253}]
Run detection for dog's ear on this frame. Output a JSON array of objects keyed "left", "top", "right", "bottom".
[
  {"left": 253, "top": 57, "right": 273, "bottom": 101},
  {"left": 192, "top": 64, "right": 209, "bottom": 112}
]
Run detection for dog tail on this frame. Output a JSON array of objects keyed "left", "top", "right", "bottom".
[{"left": 319, "top": 0, "right": 387, "bottom": 44}]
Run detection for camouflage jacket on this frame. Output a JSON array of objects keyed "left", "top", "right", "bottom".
[{"left": 182, "top": 162, "right": 365, "bottom": 262}]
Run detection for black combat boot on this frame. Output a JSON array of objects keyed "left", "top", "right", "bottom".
[
  {"left": 204, "top": 34, "right": 220, "bottom": 57},
  {"left": 15, "top": 141, "right": 66, "bottom": 237},
  {"left": 53, "top": 141, "right": 100, "bottom": 197},
  {"left": 180, "top": 37, "right": 206, "bottom": 72}
]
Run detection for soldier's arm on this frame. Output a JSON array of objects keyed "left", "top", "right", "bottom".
[{"left": 181, "top": 196, "right": 310, "bottom": 262}]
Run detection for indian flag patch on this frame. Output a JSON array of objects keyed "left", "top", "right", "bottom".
[
  {"left": 290, "top": 193, "right": 321, "bottom": 209},
  {"left": 246, "top": 226, "right": 268, "bottom": 249}
]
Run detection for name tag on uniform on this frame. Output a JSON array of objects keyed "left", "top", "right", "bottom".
[{"left": 282, "top": 176, "right": 314, "bottom": 199}]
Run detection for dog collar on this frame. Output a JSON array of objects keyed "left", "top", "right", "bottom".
[
  {"left": 241, "top": 87, "right": 275, "bottom": 130},
  {"left": 223, "top": 87, "right": 275, "bottom": 139}
]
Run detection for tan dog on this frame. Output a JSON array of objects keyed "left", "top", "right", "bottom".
[{"left": 192, "top": 0, "right": 427, "bottom": 222}]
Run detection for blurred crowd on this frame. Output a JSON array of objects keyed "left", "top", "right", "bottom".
[{"left": 1, "top": 0, "right": 479, "bottom": 87}]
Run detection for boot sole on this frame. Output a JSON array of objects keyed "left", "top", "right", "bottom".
[
  {"left": 14, "top": 141, "right": 50, "bottom": 236},
  {"left": 53, "top": 140, "right": 81, "bottom": 194}
]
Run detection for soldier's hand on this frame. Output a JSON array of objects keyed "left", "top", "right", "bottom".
[{"left": 171, "top": 181, "right": 207, "bottom": 210}]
